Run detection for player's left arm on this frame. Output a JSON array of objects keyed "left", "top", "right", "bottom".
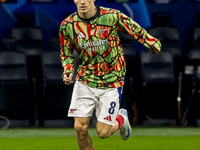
[{"left": 118, "top": 12, "right": 161, "bottom": 54}]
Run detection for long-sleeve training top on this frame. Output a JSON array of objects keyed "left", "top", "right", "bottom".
[{"left": 60, "top": 6, "right": 161, "bottom": 89}]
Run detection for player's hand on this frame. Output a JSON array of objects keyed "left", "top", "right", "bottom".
[{"left": 63, "top": 73, "right": 73, "bottom": 85}]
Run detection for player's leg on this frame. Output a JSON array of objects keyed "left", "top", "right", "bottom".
[
  {"left": 95, "top": 87, "right": 120, "bottom": 138},
  {"left": 96, "top": 120, "right": 119, "bottom": 139},
  {"left": 67, "top": 81, "right": 96, "bottom": 149},
  {"left": 74, "top": 117, "right": 94, "bottom": 150},
  {"left": 96, "top": 111, "right": 130, "bottom": 139},
  {"left": 95, "top": 87, "right": 131, "bottom": 140}
]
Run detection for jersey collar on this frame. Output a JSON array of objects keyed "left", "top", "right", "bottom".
[{"left": 77, "top": 6, "right": 100, "bottom": 21}]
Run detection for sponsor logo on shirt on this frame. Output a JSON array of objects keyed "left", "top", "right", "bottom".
[{"left": 79, "top": 39, "right": 108, "bottom": 53}]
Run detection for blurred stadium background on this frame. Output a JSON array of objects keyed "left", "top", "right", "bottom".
[{"left": 0, "top": 0, "right": 200, "bottom": 130}]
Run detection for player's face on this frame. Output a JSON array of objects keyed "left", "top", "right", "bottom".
[{"left": 74, "top": 0, "right": 96, "bottom": 19}]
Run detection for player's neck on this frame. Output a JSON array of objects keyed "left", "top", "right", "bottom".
[{"left": 79, "top": 5, "right": 97, "bottom": 19}]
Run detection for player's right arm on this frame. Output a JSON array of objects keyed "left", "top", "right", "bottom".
[
  {"left": 63, "top": 73, "right": 73, "bottom": 85},
  {"left": 60, "top": 20, "right": 75, "bottom": 84}
]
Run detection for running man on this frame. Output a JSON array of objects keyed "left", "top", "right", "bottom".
[{"left": 60, "top": 0, "right": 161, "bottom": 149}]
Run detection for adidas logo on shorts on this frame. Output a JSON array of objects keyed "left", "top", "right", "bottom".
[{"left": 104, "top": 115, "right": 112, "bottom": 121}]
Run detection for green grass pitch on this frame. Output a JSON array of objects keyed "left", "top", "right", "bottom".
[{"left": 0, "top": 127, "right": 200, "bottom": 150}]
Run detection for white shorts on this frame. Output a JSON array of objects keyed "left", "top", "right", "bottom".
[{"left": 68, "top": 81, "right": 123, "bottom": 126}]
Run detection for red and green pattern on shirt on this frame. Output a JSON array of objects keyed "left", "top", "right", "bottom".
[{"left": 60, "top": 6, "right": 161, "bottom": 89}]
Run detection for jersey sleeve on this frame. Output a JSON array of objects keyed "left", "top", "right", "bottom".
[
  {"left": 118, "top": 12, "right": 161, "bottom": 54},
  {"left": 60, "top": 21, "right": 75, "bottom": 75}
]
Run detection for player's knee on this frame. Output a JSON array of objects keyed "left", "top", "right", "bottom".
[
  {"left": 97, "top": 129, "right": 110, "bottom": 139},
  {"left": 74, "top": 123, "right": 87, "bottom": 134},
  {"left": 74, "top": 123, "right": 88, "bottom": 139}
]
